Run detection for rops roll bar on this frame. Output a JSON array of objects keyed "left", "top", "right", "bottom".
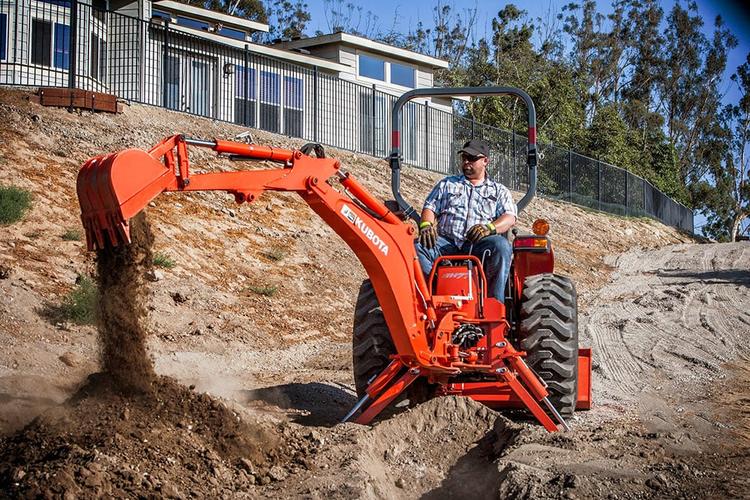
[{"left": 389, "top": 87, "right": 538, "bottom": 222}]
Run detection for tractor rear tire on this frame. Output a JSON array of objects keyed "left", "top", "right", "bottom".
[
  {"left": 352, "top": 280, "right": 395, "bottom": 397},
  {"left": 352, "top": 280, "right": 432, "bottom": 406},
  {"left": 518, "top": 273, "right": 578, "bottom": 416}
]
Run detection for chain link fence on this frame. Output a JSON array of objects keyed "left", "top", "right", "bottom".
[{"left": 0, "top": 0, "right": 693, "bottom": 233}]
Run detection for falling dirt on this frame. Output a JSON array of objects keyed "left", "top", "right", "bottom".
[{"left": 96, "top": 212, "right": 156, "bottom": 393}]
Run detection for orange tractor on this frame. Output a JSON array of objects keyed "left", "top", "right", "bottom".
[{"left": 76, "top": 87, "right": 591, "bottom": 431}]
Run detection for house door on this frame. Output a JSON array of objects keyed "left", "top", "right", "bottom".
[{"left": 164, "top": 51, "right": 216, "bottom": 117}]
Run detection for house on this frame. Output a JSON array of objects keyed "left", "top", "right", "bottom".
[
  {"left": 0, "top": 0, "right": 454, "bottom": 167},
  {"left": 274, "top": 32, "right": 451, "bottom": 163}
]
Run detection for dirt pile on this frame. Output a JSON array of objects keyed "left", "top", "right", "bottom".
[{"left": 0, "top": 375, "right": 318, "bottom": 497}]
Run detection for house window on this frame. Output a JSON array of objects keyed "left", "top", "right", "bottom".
[
  {"left": 38, "top": 0, "right": 72, "bottom": 6},
  {"left": 90, "top": 33, "right": 107, "bottom": 82},
  {"left": 358, "top": 53, "right": 415, "bottom": 88},
  {"left": 219, "top": 27, "right": 245, "bottom": 40},
  {"left": 260, "top": 70, "right": 280, "bottom": 133},
  {"left": 358, "top": 54, "right": 385, "bottom": 81},
  {"left": 234, "top": 66, "right": 256, "bottom": 127},
  {"left": 53, "top": 24, "right": 70, "bottom": 69},
  {"left": 359, "top": 90, "right": 386, "bottom": 156},
  {"left": 176, "top": 16, "right": 208, "bottom": 31},
  {"left": 31, "top": 20, "right": 52, "bottom": 66},
  {"left": 152, "top": 9, "right": 172, "bottom": 20},
  {"left": 164, "top": 54, "right": 180, "bottom": 110},
  {"left": 1, "top": 14, "right": 7, "bottom": 61},
  {"left": 283, "top": 76, "right": 303, "bottom": 138},
  {"left": 391, "top": 62, "right": 415, "bottom": 88}
]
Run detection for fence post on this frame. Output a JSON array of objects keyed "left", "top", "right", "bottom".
[
  {"left": 243, "top": 44, "right": 249, "bottom": 126},
  {"left": 624, "top": 168, "right": 629, "bottom": 216},
  {"left": 371, "top": 84, "right": 376, "bottom": 156},
  {"left": 162, "top": 19, "right": 170, "bottom": 108},
  {"left": 643, "top": 178, "right": 647, "bottom": 216},
  {"left": 313, "top": 66, "right": 318, "bottom": 142},
  {"left": 68, "top": 0, "right": 78, "bottom": 90},
  {"left": 424, "top": 101, "right": 429, "bottom": 168},
  {"left": 568, "top": 148, "right": 573, "bottom": 203},
  {"left": 597, "top": 159, "right": 602, "bottom": 211},
  {"left": 511, "top": 131, "right": 517, "bottom": 191}
]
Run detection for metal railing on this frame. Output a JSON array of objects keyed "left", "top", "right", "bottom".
[{"left": 0, "top": 0, "right": 694, "bottom": 233}]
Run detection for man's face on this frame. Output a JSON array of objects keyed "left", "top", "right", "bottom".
[{"left": 461, "top": 153, "right": 488, "bottom": 180}]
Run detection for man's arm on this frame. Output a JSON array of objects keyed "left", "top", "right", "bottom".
[
  {"left": 421, "top": 208, "right": 437, "bottom": 225},
  {"left": 491, "top": 212, "right": 516, "bottom": 234}
]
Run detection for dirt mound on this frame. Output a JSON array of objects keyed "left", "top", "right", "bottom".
[{"left": 0, "top": 374, "right": 317, "bottom": 497}]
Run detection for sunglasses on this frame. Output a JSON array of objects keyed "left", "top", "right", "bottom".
[{"left": 461, "top": 153, "right": 485, "bottom": 162}]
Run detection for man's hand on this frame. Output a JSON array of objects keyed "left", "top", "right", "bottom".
[
  {"left": 419, "top": 221, "right": 438, "bottom": 249},
  {"left": 466, "top": 223, "right": 496, "bottom": 243}
]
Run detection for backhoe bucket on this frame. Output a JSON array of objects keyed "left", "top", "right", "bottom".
[{"left": 77, "top": 149, "right": 174, "bottom": 250}]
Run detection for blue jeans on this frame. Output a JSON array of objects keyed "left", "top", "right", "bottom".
[{"left": 415, "top": 235, "right": 513, "bottom": 301}]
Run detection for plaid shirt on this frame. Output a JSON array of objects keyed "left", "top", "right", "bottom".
[{"left": 423, "top": 175, "right": 517, "bottom": 246}]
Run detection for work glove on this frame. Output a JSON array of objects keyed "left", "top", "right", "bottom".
[
  {"left": 419, "top": 221, "right": 438, "bottom": 249},
  {"left": 466, "top": 222, "right": 496, "bottom": 243}
]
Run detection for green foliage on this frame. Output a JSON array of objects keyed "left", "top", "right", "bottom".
[
  {"left": 692, "top": 52, "right": 750, "bottom": 241},
  {"left": 59, "top": 276, "right": 98, "bottom": 325},
  {"left": 585, "top": 104, "right": 637, "bottom": 171},
  {"left": 265, "top": 0, "right": 310, "bottom": 41},
  {"left": 245, "top": 284, "right": 278, "bottom": 297},
  {"left": 185, "top": 0, "right": 267, "bottom": 22},
  {"left": 62, "top": 228, "right": 82, "bottom": 241},
  {"left": 153, "top": 252, "right": 176, "bottom": 269},
  {"left": 0, "top": 186, "right": 32, "bottom": 225}
]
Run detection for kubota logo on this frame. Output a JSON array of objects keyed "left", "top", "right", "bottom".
[{"left": 341, "top": 204, "right": 389, "bottom": 256}]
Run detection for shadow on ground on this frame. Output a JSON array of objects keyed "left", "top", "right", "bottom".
[{"left": 240, "top": 382, "right": 358, "bottom": 427}]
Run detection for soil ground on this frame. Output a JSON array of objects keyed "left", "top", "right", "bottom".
[{"left": 0, "top": 88, "right": 747, "bottom": 498}]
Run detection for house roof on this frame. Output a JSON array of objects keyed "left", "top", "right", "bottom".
[
  {"left": 152, "top": 0, "right": 269, "bottom": 33},
  {"left": 167, "top": 24, "right": 349, "bottom": 72},
  {"left": 274, "top": 32, "right": 450, "bottom": 69}
]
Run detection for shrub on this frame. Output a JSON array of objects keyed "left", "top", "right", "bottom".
[
  {"left": 245, "top": 284, "right": 278, "bottom": 297},
  {"left": 62, "top": 228, "right": 82, "bottom": 241},
  {"left": 0, "top": 186, "right": 32, "bottom": 225},
  {"left": 59, "top": 276, "right": 98, "bottom": 325},
  {"left": 153, "top": 252, "right": 176, "bottom": 268}
]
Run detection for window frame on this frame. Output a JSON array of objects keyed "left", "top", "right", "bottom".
[
  {"left": 52, "top": 22, "right": 70, "bottom": 69},
  {"left": 31, "top": 18, "right": 52, "bottom": 67},
  {"left": 357, "top": 53, "right": 385, "bottom": 82},
  {"left": 0, "top": 13, "right": 7, "bottom": 61},
  {"left": 356, "top": 52, "right": 417, "bottom": 90},
  {"left": 234, "top": 65, "right": 257, "bottom": 126}
]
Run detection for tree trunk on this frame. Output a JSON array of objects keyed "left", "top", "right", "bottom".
[{"left": 730, "top": 215, "right": 746, "bottom": 242}]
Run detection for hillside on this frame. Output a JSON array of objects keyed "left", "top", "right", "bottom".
[{"left": 1, "top": 88, "right": 747, "bottom": 498}]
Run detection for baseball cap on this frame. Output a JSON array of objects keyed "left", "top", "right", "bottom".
[{"left": 458, "top": 139, "right": 490, "bottom": 158}]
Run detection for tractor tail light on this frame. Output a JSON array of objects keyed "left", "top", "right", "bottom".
[{"left": 514, "top": 236, "right": 549, "bottom": 251}]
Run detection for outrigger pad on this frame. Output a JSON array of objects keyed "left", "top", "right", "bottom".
[{"left": 77, "top": 149, "right": 173, "bottom": 250}]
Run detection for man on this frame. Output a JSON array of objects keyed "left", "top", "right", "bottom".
[{"left": 416, "top": 139, "right": 517, "bottom": 301}]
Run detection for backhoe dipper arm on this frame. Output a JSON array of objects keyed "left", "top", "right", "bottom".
[{"left": 77, "top": 134, "right": 433, "bottom": 367}]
